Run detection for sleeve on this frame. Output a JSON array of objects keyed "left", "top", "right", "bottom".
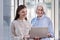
[
  {"left": 31, "top": 18, "right": 36, "bottom": 26},
  {"left": 11, "top": 22, "right": 23, "bottom": 40},
  {"left": 29, "top": 23, "right": 32, "bottom": 30},
  {"left": 11, "top": 22, "right": 17, "bottom": 37},
  {"left": 48, "top": 20, "right": 54, "bottom": 37},
  {"left": 27, "top": 21, "right": 32, "bottom": 30},
  {"left": 31, "top": 18, "right": 34, "bottom": 24}
]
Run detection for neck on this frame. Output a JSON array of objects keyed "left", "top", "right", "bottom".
[{"left": 18, "top": 17, "right": 24, "bottom": 20}]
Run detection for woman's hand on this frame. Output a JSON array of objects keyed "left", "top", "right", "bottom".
[
  {"left": 34, "top": 36, "right": 40, "bottom": 40},
  {"left": 47, "top": 33, "right": 51, "bottom": 37},
  {"left": 23, "top": 35, "right": 30, "bottom": 40},
  {"left": 24, "top": 34, "right": 30, "bottom": 38}
]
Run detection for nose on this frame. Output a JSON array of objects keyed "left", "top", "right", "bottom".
[{"left": 39, "top": 11, "right": 42, "bottom": 13}]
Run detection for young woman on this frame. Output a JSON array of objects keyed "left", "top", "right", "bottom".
[{"left": 11, "top": 5, "right": 31, "bottom": 40}]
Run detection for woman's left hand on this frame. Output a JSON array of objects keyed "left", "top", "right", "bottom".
[{"left": 47, "top": 33, "right": 51, "bottom": 37}]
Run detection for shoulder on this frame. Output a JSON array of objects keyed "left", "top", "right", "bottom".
[
  {"left": 11, "top": 20, "right": 18, "bottom": 25},
  {"left": 44, "top": 16, "right": 52, "bottom": 23},
  {"left": 44, "top": 16, "right": 51, "bottom": 20},
  {"left": 11, "top": 20, "right": 20, "bottom": 28},
  {"left": 25, "top": 20, "right": 31, "bottom": 25},
  {"left": 31, "top": 17, "right": 37, "bottom": 21}
]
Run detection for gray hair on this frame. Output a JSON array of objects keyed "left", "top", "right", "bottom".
[{"left": 35, "top": 3, "right": 47, "bottom": 14}]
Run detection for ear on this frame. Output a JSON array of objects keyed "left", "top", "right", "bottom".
[
  {"left": 18, "top": 12, "right": 20, "bottom": 15},
  {"left": 43, "top": 11, "right": 45, "bottom": 14}
]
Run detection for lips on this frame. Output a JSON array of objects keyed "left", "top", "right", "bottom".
[
  {"left": 22, "top": 14, "right": 26, "bottom": 17},
  {"left": 38, "top": 13, "right": 43, "bottom": 14}
]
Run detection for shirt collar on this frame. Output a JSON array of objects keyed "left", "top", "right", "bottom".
[
  {"left": 36, "top": 15, "right": 45, "bottom": 20},
  {"left": 17, "top": 19, "right": 26, "bottom": 22}
]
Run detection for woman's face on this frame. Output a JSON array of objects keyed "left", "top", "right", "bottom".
[
  {"left": 36, "top": 6, "right": 44, "bottom": 17},
  {"left": 18, "top": 8, "right": 27, "bottom": 18}
]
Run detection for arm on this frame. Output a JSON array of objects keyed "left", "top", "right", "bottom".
[
  {"left": 11, "top": 23, "right": 17, "bottom": 37},
  {"left": 48, "top": 20, "right": 54, "bottom": 37},
  {"left": 11, "top": 22, "right": 24, "bottom": 39}
]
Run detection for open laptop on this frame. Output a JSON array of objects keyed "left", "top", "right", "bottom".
[{"left": 29, "top": 27, "right": 48, "bottom": 38}]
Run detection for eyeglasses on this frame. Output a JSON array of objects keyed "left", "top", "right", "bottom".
[{"left": 37, "top": 9, "right": 43, "bottom": 11}]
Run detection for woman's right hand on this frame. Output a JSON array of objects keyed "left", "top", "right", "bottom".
[
  {"left": 34, "top": 36, "right": 40, "bottom": 40},
  {"left": 23, "top": 35, "right": 30, "bottom": 40},
  {"left": 24, "top": 35, "right": 30, "bottom": 38}
]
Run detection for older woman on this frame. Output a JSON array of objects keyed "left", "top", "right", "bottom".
[{"left": 31, "top": 4, "right": 54, "bottom": 40}]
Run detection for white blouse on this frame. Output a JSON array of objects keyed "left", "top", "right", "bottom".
[{"left": 11, "top": 19, "right": 31, "bottom": 40}]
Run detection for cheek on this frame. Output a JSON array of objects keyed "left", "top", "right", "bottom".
[
  {"left": 20, "top": 13, "right": 24, "bottom": 16},
  {"left": 21, "top": 13, "right": 27, "bottom": 16},
  {"left": 18, "top": 12, "right": 21, "bottom": 16},
  {"left": 18, "top": 12, "right": 23, "bottom": 16}
]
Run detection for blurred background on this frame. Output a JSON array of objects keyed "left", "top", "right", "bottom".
[{"left": 0, "top": 0, "right": 60, "bottom": 40}]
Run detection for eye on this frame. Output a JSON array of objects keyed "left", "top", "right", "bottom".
[
  {"left": 21, "top": 11, "right": 25, "bottom": 13},
  {"left": 38, "top": 9, "right": 43, "bottom": 11},
  {"left": 40, "top": 9, "right": 43, "bottom": 11}
]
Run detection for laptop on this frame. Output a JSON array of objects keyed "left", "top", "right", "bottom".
[{"left": 29, "top": 27, "right": 48, "bottom": 38}]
